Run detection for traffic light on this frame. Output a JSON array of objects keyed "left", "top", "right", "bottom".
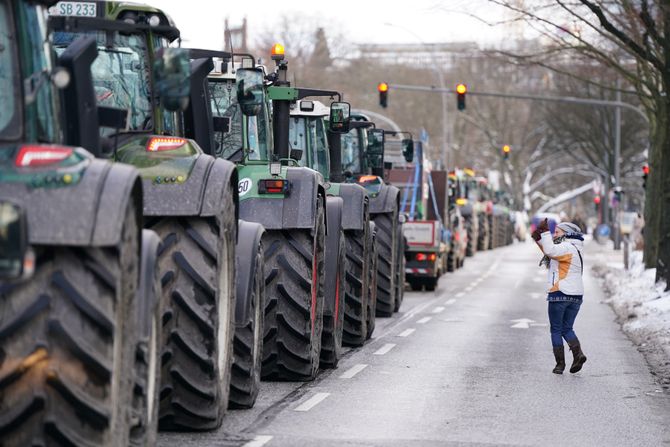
[
  {"left": 502, "top": 144, "right": 511, "bottom": 160},
  {"left": 378, "top": 82, "right": 388, "bottom": 108},
  {"left": 643, "top": 164, "right": 649, "bottom": 189},
  {"left": 593, "top": 195, "right": 601, "bottom": 211},
  {"left": 456, "top": 83, "right": 467, "bottom": 111}
]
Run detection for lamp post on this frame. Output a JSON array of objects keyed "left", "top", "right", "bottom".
[{"left": 383, "top": 22, "right": 450, "bottom": 169}]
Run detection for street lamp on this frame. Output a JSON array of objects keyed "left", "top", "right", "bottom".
[{"left": 383, "top": 22, "right": 450, "bottom": 169}]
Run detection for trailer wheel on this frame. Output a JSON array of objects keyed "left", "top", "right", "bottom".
[
  {"left": 229, "top": 241, "right": 264, "bottom": 409},
  {"left": 153, "top": 209, "right": 236, "bottom": 430},
  {"left": 365, "top": 223, "right": 378, "bottom": 340},
  {"left": 409, "top": 280, "right": 423, "bottom": 291},
  {"left": 342, "top": 227, "right": 369, "bottom": 347},
  {"left": 0, "top": 201, "right": 140, "bottom": 446},
  {"left": 424, "top": 278, "right": 437, "bottom": 292},
  {"left": 262, "top": 200, "right": 325, "bottom": 380},
  {"left": 320, "top": 232, "right": 345, "bottom": 368},
  {"left": 372, "top": 210, "right": 397, "bottom": 317}
]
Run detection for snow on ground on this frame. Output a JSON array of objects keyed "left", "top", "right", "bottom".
[{"left": 592, "top": 244, "right": 670, "bottom": 388}]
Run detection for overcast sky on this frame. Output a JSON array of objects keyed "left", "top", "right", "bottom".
[{"left": 156, "top": 0, "right": 510, "bottom": 51}]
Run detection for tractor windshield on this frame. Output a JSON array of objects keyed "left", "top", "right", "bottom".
[
  {"left": 288, "top": 116, "right": 329, "bottom": 178},
  {"left": 342, "top": 128, "right": 361, "bottom": 174},
  {"left": 0, "top": 1, "right": 19, "bottom": 141},
  {"left": 53, "top": 30, "right": 152, "bottom": 135}
]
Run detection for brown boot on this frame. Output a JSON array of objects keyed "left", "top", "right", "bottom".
[
  {"left": 552, "top": 346, "right": 565, "bottom": 374},
  {"left": 568, "top": 339, "right": 587, "bottom": 373}
]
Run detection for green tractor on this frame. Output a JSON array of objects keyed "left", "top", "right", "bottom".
[
  {"left": 49, "top": 2, "right": 246, "bottom": 430},
  {"left": 342, "top": 115, "right": 409, "bottom": 316},
  {"left": 203, "top": 47, "right": 351, "bottom": 380},
  {"left": 287, "top": 99, "right": 378, "bottom": 348},
  {"left": 1, "top": 1, "right": 161, "bottom": 445}
]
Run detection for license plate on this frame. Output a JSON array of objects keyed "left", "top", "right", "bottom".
[{"left": 49, "top": 2, "right": 97, "bottom": 17}]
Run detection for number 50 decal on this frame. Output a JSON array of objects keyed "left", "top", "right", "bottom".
[{"left": 238, "top": 178, "right": 253, "bottom": 196}]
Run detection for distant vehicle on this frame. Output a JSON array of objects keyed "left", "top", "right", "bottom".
[{"left": 530, "top": 212, "right": 561, "bottom": 234}]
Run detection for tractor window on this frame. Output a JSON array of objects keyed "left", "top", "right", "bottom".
[
  {"left": 53, "top": 30, "right": 152, "bottom": 136},
  {"left": 289, "top": 116, "right": 308, "bottom": 165},
  {"left": 255, "top": 97, "right": 272, "bottom": 160},
  {"left": 312, "top": 117, "right": 330, "bottom": 179},
  {"left": 0, "top": 1, "right": 19, "bottom": 140},
  {"left": 342, "top": 129, "right": 361, "bottom": 174},
  {"left": 19, "top": 2, "right": 59, "bottom": 143},
  {"left": 208, "top": 79, "right": 243, "bottom": 159}
]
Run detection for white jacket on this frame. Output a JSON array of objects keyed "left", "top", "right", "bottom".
[{"left": 539, "top": 231, "right": 584, "bottom": 296}]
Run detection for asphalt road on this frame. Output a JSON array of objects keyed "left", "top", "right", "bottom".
[{"left": 159, "top": 240, "right": 670, "bottom": 447}]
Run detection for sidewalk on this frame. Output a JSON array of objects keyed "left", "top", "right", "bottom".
[{"left": 589, "top": 238, "right": 670, "bottom": 390}]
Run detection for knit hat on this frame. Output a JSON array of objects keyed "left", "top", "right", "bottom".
[{"left": 556, "top": 222, "right": 582, "bottom": 235}]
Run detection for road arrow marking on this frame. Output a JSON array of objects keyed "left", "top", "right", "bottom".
[
  {"left": 417, "top": 316, "right": 432, "bottom": 324},
  {"left": 510, "top": 318, "right": 536, "bottom": 329},
  {"left": 340, "top": 364, "right": 368, "bottom": 379},
  {"left": 398, "top": 328, "right": 416, "bottom": 337},
  {"left": 243, "top": 436, "right": 273, "bottom": 447},
  {"left": 294, "top": 393, "right": 330, "bottom": 412},
  {"left": 432, "top": 306, "right": 445, "bottom": 314},
  {"left": 374, "top": 343, "right": 396, "bottom": 355}
]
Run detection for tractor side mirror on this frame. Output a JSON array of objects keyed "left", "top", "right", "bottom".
[
  {"left": 153, "top": 48, "right": 191, "bottom": 111},
  {"left": 0, "top": 201, "right": 32, "bottom": 280},
  {"left": 236, "top": 68, "right": 265, "bottom": 116},
  {"left": 329, "top": 101, "right": 351, "bottom": 133},
  {"left": 402, "top": 138, "right": 414, "bottom": 162}
]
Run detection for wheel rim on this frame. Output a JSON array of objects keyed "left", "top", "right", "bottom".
[
  {"left": 147, "top": 310, "right": 159, "bottom": 424},
  {"left": 217, "top": 234, "right": 231, "bottom": 380}
]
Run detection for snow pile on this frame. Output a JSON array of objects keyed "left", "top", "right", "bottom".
[{"left": 593, "top": 249, "right": 670, "bottom": 386}]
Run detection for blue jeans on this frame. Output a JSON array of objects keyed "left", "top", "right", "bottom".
[{"left": 548, "top": 301, "right": 581, "bottom": 347}]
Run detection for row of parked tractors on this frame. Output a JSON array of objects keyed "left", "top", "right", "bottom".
[{"left": 0, "top": 1, "right": 417, "bottom": 445}]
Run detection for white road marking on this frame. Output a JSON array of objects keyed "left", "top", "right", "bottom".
[
  {"left": 417, "top": 316, "right": 432, "bottom": 324},
  {"left": 398, "top": 328, "right": 416, "bottom": 337},
  {"left": 242, "top": 435, "right": 273, "bottom": 447},
  {"left": 530, "top": 292, "right": 542, "bottom": 300},
  {"left": 510, "top": 318, "right": 535, "bottom": 329},
  {"left": 432, "top": 306, "right": 445, "bottom": 314},
  {"left": 294, "top": 393, "right": 330, "bottom": 412},
  {"left": 374, "top": 343, "right": 396, "bottom": 355},
  {"left": 532, "top": 277, "right": 543, "bottom": 283},
  {"left": 455, "top": 292, "right": 465, "bottom": 298},
  {"left": 339, "top": 364, "right": 368, "bottom": 379},
  {"left": 445, "top": 298, "right": 456, "bottom": 305},
  {"left": 514, "top": 278, "right": 522, "bottom": 289},
  {"left": 530, "top": 323, "right": 548, "bottom": 327},
  {"left": 465, "top": 286, "right": 473, "bottom": 292}
]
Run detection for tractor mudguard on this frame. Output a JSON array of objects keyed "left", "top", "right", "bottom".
[
  {"left": 239, "top": 167, "right": 326, "bottom": 231},
  {"left": 142, "top": 155, "right": 238, "bottom": 221},
  {"left": 336, "top": 183, "right": 368, "bottom": 231},
  {"left": 324, "top": 196, "right": 344, "bottom": 318},
  {"left": 137, "top": 229, "right": 161, "bottom": 339},
  {"left": 369, "top": 183, "right": 400, "bottom": 215},
  {"left": 0, "top": 159, "right": 141, "bottom": 247},
  {"left": 234, "top": 220, "right": 265, "bottom": 324}
]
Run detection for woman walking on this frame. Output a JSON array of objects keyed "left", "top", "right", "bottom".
[{"left": 532, "top": 219, "right": 588, "bottom": 374}]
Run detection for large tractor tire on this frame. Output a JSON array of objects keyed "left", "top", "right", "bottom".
[
  {"left": 465, "top": 217, "right": 477, "bottom": 257},
  {"left": 153, "top": 206, "right": 236, "bottom": 430},
  {"left": 0, "top": 202, "right": 140, "bottom": 446},
  {"left": 261, "top": 200, "right": 326, "bottom": 381},
  {"left": 341, "top": 226, "right": 369, "bottom": 347},
  {"left": 365, "top": 223, "right": 378, "bottom": 340},
  {"left": 320, "top": 232, "right": 345, "bottom": 368},
  {"left": 487, "top": 215, "right": 495, "bottom": 250},
  {"left": 130, "top": 230, "right": 163, "bottom": 446},
  {"left": 477, "top": 213, "right": 489, "bottom": 251},
  {"left": 229, "top": 239, "right": 264, "bottom": 409},
  {"left": 447, "top": 248, "right": 457, "bottom": 273},
  {"left": 372, "top": 210, "right": 397, "bottom": 317},
  {"left": 394, "top": 229, "right": 406, "bottom": 312}
]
